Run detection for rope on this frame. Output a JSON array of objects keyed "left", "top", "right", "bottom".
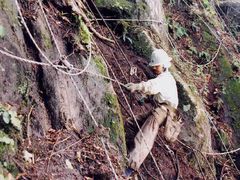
[
  {"left": 177, "top": 139, "right": 240, "bottom": 156},
  {"left": 71, "top": 76, "right": 119, "bottom": 179},
  {"left": 179, "top": 0, "right": 240, "bottom": 174},
  {"left": 0, "top": 48, "right": 50, "bottom": 66},
  {"left": 37, "top": 0, "right": 63, "bottom": 57},
  {"left": 10, "top": 0, "right": 240, "bottom": 178},
  {"left": 13, "top": 1, "right": 120, "bottom": 177},
  {"left": 0, "top": 46, "right": 126, "bottom": 87},
  {"left": 95, "top": 42, "right": 166, "bottom": 180},
  {"left": 86, "top": 3, "right": 166, "bottom": 179},
  {"left": 93, "top": 18, "right": 165, "bottom": 24}
]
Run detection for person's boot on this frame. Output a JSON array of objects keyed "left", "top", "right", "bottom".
[{"left": 123, "top": 167, "right": 135, "bottom": 177}]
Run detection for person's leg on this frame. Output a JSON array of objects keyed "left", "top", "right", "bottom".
[{"left": 128, "top": 107, "right": 167, "bottom": 170}]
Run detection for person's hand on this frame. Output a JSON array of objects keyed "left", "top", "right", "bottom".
[
  {"left": 125, "top": 83, "right": 139, "bottom": 93},
  {"left": 137, "top": 95, "right": 147, "bottom": 105}
]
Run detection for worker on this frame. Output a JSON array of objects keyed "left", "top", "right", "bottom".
[{"left": 124, "top": 49, "right": 181, "bottom": 176}]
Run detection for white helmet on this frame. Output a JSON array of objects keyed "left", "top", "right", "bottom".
[{"left": 149, "top": 49, "right": 172, "bottom": 68}]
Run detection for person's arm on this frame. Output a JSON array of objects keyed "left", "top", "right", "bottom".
[{"left": 125, "top": 78, "right": 160, "bottom": 95}]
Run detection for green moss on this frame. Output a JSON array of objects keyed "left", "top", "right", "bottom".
[
  {"left": 18, "top": 81, "right": 28, "bottom": 96},
  {"left": 0, "top": 131, "right": 15, "bottom": 159},
  {"left": 0, "top": 0, "right": 6, "bottom": 10},
  {"left": 103, "top": 92, "right": 127, "bottom": 155},
  {"left": 202, "top": 30, "right": 217, "bottom": 51},
  {"left": 0, "top": 0, "right": 19, "bottom": 26},
  {"left": 79, "top": 19, "right": 91, "bottom": 44},
  {"left": 219, "top": 56, "right": 233, "bottom": 79},
  {"left": 177, "top": 82, "right": 197, "bottom": 119},
  {"left": 95, "top": 0, "right": 133, "bottom": 13},
  {"left": 104, "top": 92, "right": 117, "bottom": 109},
  {"left": 131, "top": 29, "right": 153, "bottom": 58},
  {"left": 41, "top": 32, "right": 52, "bottom": 49},
  {"left": 94, "top": 55, "right": 108, "bottom": 76},
  {"left": 223, "top": 78, "right": 240, "bottom": 130}
]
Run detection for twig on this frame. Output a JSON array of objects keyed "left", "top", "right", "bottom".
[
  {"left": 142, "top": 163, "right": 158, "bottom": 180},
  {"left": 27, "top": 105, "right": 34, "bottom": 147},
  {"left": 193, "top": 151, "right": 207, "bottom": 180},
  {"left": 51, "top": 135, "right": 89, "bottom": 156},
  {"left": 46, "top": 135, "right": 71, "bottom": 171}
]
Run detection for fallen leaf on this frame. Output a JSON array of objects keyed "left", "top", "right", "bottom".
[
  {"left": 65, "top": 159, "right": 74, "bottom": 169},
  {"left": 183, "top": 104, "right": 191, "bottom": 112},
  {"left": 23, "top": 150, "right": 34, "bottom": 163}
]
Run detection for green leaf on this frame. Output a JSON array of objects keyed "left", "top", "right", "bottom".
[
  {"left": 0, "top": 135, "right": 14, "bottom": 146},
  {"left": 0, "top": 25, "right": 5, "bottom": 38},
  {"left": 8, "top": 111, "right": 22, "bottom": 130},
  {"left": 2, "top": 112, "right": 10, "bottom": 124}
]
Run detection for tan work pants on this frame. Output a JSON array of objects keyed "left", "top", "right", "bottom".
[{"left": 128, "top": 106, "right": 174, "bottom": 170}]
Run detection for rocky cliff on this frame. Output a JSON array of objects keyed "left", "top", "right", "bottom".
[{"left": 0, "top": 0, "right": 240, "bottom": 179}]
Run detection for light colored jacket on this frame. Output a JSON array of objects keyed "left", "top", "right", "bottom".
[{"left": 138, "top": 71, "right": 178, "bottom": 108}]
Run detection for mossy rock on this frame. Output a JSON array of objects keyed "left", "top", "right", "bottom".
[
  {"left": 219, "top": 56, "right": 233, "bottom": 80},
  {"left": 130, "top": 29, "right": 155, "bottom": 59},
  {"left": 103, "top": 92, "right": 126, "bottom": 155},
  {"left": 94, "top": 0, "right": 134, "bottom": 16},
  {"left": 93, "top": 55, "right": 108, "bottom": 77},
  {"left": 223, "top": 78, "right": 240, "bottom": 130}
]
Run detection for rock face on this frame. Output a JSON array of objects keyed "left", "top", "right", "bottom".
[
  {"left": 134, "top": 0, "right": 169, "bottom": 48},
  {"left": 0, "top": 0, "right": 126, "bottom": 177}
]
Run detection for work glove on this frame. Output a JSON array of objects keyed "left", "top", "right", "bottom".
[{"left": 125, "top": 83, "right": 140, "bottom": 93}]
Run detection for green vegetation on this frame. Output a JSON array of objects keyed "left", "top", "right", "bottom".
[
  {"left": 95, "top": 0, "right": 133, "bottom": 13},
  {"left": 223, "top": 78, "right": 240, "bottom": 130},
  {"left": 0, "top": 104, "right": 22, "bottom": 131},
  {"left": 103, "top": 92, "right": 126, "bottom": 155},
  {"left": 219, "top": 56, "right": 233, "bottom": 79},
  {"left": 202, "top": 30, "right": 217, "bottom": 50},
  {"left": 79, "top": 18, "right": 91, "bottom": 44},
  {"left": 131, "top": 29, "right": 153, "bottom": 58},
  {"left": 0, "top": 25, "right": 5, "bottom": 38},
  {"left": 0, "top": 0, "right": 19, "bottom": 28},
  {"left": 198, "top": 51, "right": 211, "bottom": 62},
  {"left": 168, "top": 20, "right": 188, "bottom": 39},
  {"left": 94, "top": 55, "right": 108, "bottom": 76},
  {"left": 174, "top": 23, "right": 188, "bottom": 39},
  {"left": 176, "top": 82, "right": 197, "bottom": 119},
  {"left": 0, "top": 131, "right": 15, "bottom": 159},
  {"left": 0, "top": 104, "right": 20, "bottom": 178},
  {"left": 41, "top": 32, "right": 52, "bottom": 49},
  {"left": 104, "top": 92, "right": 117, "bottom": 109},
  {"left": 18, "top": 81, "right": 28, "bottom": 97}
]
